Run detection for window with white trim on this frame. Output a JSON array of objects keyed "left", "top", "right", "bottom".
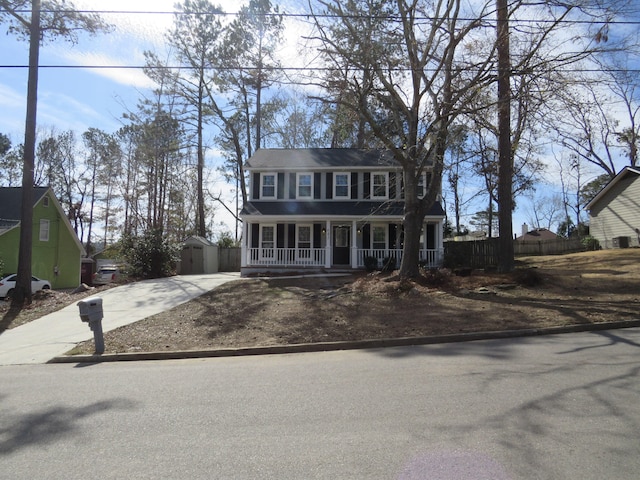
[
  {"left": 372, "top": 173, "right": 388, "bottom": 199},
  {"left": 297, "top": 225, "right": 312, "bottom": 258},
  {"left": 297, "top": 173, "right": 312, "bottom": 198},
  {"left": 372, "top": 225, "right": 387, "bottom": 250},
  {"left": 260, "top": 225, "right": 275, "bottom": 257},
  {"left": 334, "top": 173, "right": 350, "bottom": 198},
  {"left": 43, "top": 196, "right": 50, "bottom": 207},
  {"left": 261, "top": 173, "right": 276, "bottom": 198},
  {"left": 39, "top": 219, "right": 50, "bottom": 242},
  {"left": 417, "top": 173, "right": 428, "bottom": 198}
]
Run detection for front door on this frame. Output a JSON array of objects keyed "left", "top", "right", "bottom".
[{"left": 333, "top": 226, "right": 351, "bottom": 266}]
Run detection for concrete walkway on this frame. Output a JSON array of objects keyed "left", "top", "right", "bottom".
[{"left": 0, "top": 273, "right": 240, "bottom": 366}]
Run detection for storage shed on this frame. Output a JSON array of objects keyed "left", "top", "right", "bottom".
[{"left": 180, "top": 236, "right": 219, "bottom": 274}]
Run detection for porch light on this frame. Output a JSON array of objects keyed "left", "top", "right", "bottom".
[
  {"left": 357, "top": 228, "right": 362, "bottom": 234},
  {"left": 322, "top": 227, "right": 326, "bottom": 234}
]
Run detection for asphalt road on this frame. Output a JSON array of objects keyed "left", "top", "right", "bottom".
[{"left": 1, "top": 328, "right": 639, "bottom": 479}]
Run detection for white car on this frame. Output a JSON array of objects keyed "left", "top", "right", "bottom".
[
  {"left": 0, "top": 274, "right": 52, "bottom": 299},
  {"left": 93, "top": 266, "right": 119, "bottom": 286}
]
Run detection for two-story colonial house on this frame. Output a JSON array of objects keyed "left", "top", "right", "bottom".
[{"left": 240, "top": 148, "right": 445, "bottom": 275}]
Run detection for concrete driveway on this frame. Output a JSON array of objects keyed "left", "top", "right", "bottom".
[{"left": 0, "top": 273, "right": 240, "bottom": 366}]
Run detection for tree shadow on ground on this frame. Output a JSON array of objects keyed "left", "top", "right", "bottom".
[
  {"left": 0, "top": 398, "right": 137, "bottom": 455},
  {"left": 0, "top": 304, "right": 23, "bottom": 335}
]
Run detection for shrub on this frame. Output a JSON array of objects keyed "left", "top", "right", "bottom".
[
  {"left": 364, "top": 256, "right": 379, "bottom": 272},
  {"left": 581, "top": 235, "right": 600, "bottom": 251},
  {"left": 420, "top": 267, "right": 453, "bottom": 287},
  {"left": 381, "top": 256, "right": 397, "bottom": 273},
  {"left": 121, "top": 229, "right": 180, "bottom": 279}
]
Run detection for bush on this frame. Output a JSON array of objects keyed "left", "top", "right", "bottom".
[
  {"left": 381, "top": 256, "right": 397, "bottom": 273},
  {"left": 420, "top": 267, "right": 453, "bottom": 287},
  {"left": 581, "top": 235, "right": 600, "bottom": 251},
  {"left": 364, "top": 256, "right": 379, "bottom": 272},
  {"left": 121, "top": 229, "right": 180, "bottom": 279}
]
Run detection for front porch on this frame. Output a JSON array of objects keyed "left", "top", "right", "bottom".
[{"left": 241, "top": 218, "right": 444, "bottom": 275}]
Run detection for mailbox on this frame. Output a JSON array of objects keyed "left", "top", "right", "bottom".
[
  {"left": 77, "top": 296, "right": 105, "bottom": 354},
  {"left": 78, "top": 297, "right": 103, "bottom": 323}
]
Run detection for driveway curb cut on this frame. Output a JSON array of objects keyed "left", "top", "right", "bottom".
[{"left": 48, "top": 319, "right": 640, "bottom": 364}]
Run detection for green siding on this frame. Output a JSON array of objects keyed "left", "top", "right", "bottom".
[{"left": 0, "top": 191, "right": 82, "bottom": 289}]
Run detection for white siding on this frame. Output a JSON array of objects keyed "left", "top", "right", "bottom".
[{"left": 589, "top": 174, "right": 640, "bottom": 248}]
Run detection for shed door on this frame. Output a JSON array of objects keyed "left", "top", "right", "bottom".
[{"left": 181, "top": 245, "right": 204, "bottom": 275}]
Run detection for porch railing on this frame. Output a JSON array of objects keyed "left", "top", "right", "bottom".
[
  {"left": 248, "top": 248, "right": 326, "bottom": 267},
  {"left": 247, "top": 247, "right": 443, "bottom": 268},
  {"left": 356, "top": 249, "right": 442, "bottom": 269}
]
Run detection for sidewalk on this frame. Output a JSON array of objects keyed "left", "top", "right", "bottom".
[{"left": 0, "top": 273, "right": 240, "bottom": 366}]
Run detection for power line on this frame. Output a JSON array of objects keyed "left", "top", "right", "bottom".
[
  {"left": 5, "top": 8, "right": 640, "bottom": 25},
  {"left": 1, "top": 64, "right": 639, "bottom": 74}
]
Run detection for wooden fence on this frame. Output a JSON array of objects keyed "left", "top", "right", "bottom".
[
  {"left": 444, "top": 237, "right": 585, "bottom": 269},
  {"left": 218, "top": 247, "right": 241, "bottom": 272}
]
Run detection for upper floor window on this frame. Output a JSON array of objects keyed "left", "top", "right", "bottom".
[
  {"left": 334, "top": 173, "right": 350, "bottom": 198},
  {"left": 43, "top": 196, "right": 50, "bottom": 207},
  {"left": 297, "top": 173, "right": 312, "bottom": 198},
  {"left": 261, "top": 173, "right": 276, "bottom": 198},
  {"left": 372, "top": 173, "right": 388, "bottom": 199},
  {"left": 39, "top": 219, "right": 50, "bottom": 242}
]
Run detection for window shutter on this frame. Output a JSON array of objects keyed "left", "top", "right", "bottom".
[
  {"left": 389, "top": 224, "right": 398, "bottom": 249},
  {"left": 363, "top": 224, "right": 371, "bottom": 249},
  {"left": 389, "top": 172, "right": 396, "bottom": 199},
  {"left": 252, "top": 173, "right": 260, "bottom": 199},
  {"left": 278, "top": 173, "right": 285, "bottom": 199},
  {"left": 289, "top": 173, "right": 296, "bottom": 199},
  {"left": 277, "top": 224, "right": 285, "bottom": 248},
  {"left": 288, "top": 224, "right": 295, "bottom": 248},
  {"left": 313, "top": 224, "right": 322, "bottom": 248},
  {"left": 251, "top": 224, "right": 259, "bottom": 248},
  {"left": 314, "top": 172, "right": 321, "bottom": 199},
  {"left": 351, "top": 172, "right": 358, "bottom": 199},
  {"left": 326, "top": 172, "right": 333, "bottom": 199},
  {"left": 364, "top": 172, "right": 370, "bottom": 199}
]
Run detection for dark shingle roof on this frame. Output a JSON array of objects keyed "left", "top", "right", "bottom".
[
  {"left": 246, "top": 149, "right": 400, "bottom": 170},
  {"left": 0, "top": 187, "right": 50, "bottom": 221},
  {"left": 241, "top": 201, "right": 445, "bottom": 218}
]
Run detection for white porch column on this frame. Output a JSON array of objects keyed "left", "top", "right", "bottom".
[
  {"left": 241, "top": 221, "right": 249, "bottom": 267},
  {"left": 351, "top": 220, "right": 358, "bottom": 269},
  {"left": 324, "top": 220, "right": 331, "bottom": 268}
]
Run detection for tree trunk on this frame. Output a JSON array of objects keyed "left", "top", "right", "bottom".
[
  {"left": 399, "top": 171, "right": 424, "bottom": 279},
  {"left": 14, "top": 0, "right": 41, "bottom": 306},
  {"left": 496, "top": 0, "right": 514, "bottom": 273}
]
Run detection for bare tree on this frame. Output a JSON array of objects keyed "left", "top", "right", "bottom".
[{"left": 0, "top": 0, "right": 110, "bottom": 305}]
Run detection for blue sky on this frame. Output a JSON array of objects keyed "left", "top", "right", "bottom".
[{"left": 1, "top": 1, "right": 637, "bottom": 238}]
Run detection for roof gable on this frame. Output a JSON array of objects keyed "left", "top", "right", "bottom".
[
  {"left": 246, "top": 148, "right": 400, "bottom": 170},
  {"left": 586, "top": 167, "right": 640, "bottom": 210},
  {"left": 0, "top": 187, "right": 49, "bottom": 221},
  {"left": 0, "top": 186, "right": 86, "bottom": 255}
]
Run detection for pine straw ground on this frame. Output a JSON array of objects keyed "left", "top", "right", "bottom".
[{"left": 63, "top": 248, "right": 640, "bottom": 355}]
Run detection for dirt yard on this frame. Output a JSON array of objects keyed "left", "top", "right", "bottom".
[{"left": 64, "top": 248, "right": 640, "bottom": 355}]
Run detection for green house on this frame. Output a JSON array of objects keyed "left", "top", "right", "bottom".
[{"left": 0, "top": 187, "right": 86, "bottom": 289}]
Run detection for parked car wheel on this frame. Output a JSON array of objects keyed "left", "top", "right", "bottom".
[{"left": 6, "top": 289, "right": 14, "bottom": 299}]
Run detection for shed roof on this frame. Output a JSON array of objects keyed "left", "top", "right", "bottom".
[{"left": 246, "top": 148, "right": 401, "bottom": 170}]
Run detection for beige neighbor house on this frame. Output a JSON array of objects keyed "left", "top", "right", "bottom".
[
  {"left": 240, "top": 148, "right": 446, "bottom": 276},
  {"left": 586, "top": 166, "right": 640, "bottom": 249}
]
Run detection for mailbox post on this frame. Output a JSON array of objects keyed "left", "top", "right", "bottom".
[{"left": 77, "top": 297, "right": 105, "bottom": 354}]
